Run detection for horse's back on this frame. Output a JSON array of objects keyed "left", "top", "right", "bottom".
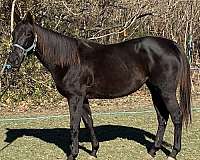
[{"left": 81, "top": 37, "right": 182, "bottom": 99}]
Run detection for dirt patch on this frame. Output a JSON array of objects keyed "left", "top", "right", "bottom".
[
  {"left": 0, "top": 87, "right": 153, "bottom": 117},
  {"left": 0, "top": 85, "right": 199, "bottom": 117}
]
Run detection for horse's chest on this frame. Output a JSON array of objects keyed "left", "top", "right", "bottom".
[
  {"left": 54, "top": 81, "right": 67, "bottom": 96},
  {"left": 51, "top": 73, "right": 70, "bottom": 97},
  {"left": 52, "top": 69, "right": 85, "bottom": 97}
]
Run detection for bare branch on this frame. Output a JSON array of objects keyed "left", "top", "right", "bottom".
[
  {"left": 89, "top": 13, "right": 153, "bottom": 40},
  {"left": 54, "top": 14, "right": 63, "bottom": 30},
  {"left": 61, "top": 1, "right": 81, "bottom": 16},
  {"left": 11, "top": 0, "right": 17, "bottom": 34}
]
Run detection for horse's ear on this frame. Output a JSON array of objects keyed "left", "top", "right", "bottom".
[
  {"left": 23, "top": 11, "right": 34, "bottom": 24},
  {"left": 14, "top": 5, "right": 21, "bottom": 23}
]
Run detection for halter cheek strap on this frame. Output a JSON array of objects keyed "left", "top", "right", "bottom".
[
  {"left": 3, "top": 34, "right": 37, "bottom": 70},
  {"left": 13, "top": 34, "right": 38, "bottom": 58}
]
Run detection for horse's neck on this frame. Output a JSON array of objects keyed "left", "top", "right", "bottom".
[
  {"left": 33, "top": 25, "right": 57, "bottom": 70},
  {"left": 33, "top": 24, "right": 79, "bottom": 72}
]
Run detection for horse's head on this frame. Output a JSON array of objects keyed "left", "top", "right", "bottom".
[{"left": 7, "top": 11, "right": 37, "bottom": 70}]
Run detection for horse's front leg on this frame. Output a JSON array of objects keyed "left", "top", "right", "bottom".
[
  {"left": 67, "top": 95, "right": 84, "bottom": 160},
  {"left": 82, "top": 98, "right": 99, "bottom": 157}
]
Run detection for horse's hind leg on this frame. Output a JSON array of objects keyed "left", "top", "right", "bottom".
[
  {"left": 148, "top": 81, "right": 183, "bottom": 160},
  {"left": 82, "top": 98, "right": 99, "bottom": 157},
  {"left": 161, "top": 93, "right": 183, "bottom": 160},
  {"left": 147, "top": 82, "right": 169, "bottom": 158}
]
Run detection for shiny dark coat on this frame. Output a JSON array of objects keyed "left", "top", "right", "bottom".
[{"left": 8, "top": 12, "right": 191, "bottom": 160}]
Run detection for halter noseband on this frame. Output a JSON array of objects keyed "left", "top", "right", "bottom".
[{"left": 13, "top": 34, "right": 37, "bottom": 58}]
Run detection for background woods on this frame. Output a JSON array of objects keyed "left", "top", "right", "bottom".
[{"left": 0, "top": 0, "right": 199, "bottom": 113}]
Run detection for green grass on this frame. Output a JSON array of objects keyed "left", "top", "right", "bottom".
[{"left": 0, "top": 111, "right": 199, "bottom": 160}]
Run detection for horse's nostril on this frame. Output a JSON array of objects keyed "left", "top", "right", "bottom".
[
  {"left": 7, "top": 52, "right": 21, "bottom": 68},
  {"left": 15, "top": 59, "right": 19, "bottom": 65},
  {"left": 8, "top": 55, "right": 14, "bottom": 64}
]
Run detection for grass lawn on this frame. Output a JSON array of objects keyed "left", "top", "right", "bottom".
[{"left": 0, "top": 110, "right": 199, "bottom": 160}]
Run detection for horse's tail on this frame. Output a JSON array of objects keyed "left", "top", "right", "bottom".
[{"left": 178, "top": 45, "right": 192, "bottom": 127}]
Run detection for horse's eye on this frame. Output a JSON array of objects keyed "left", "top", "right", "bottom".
[{"left": 27, "top": 33, "right": 32, "bottom": 37}]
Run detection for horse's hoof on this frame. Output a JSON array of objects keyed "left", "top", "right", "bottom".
[
  {"left": 67, "top": 155, "right": 75, "bottom": 160},
  {"left": 89, "top": 156, "right": 96, "bottom": 160},
  {"left": 145, "top": 154, "right": 155, "bottom": 160},
  {"left": 167, "top": 157, "right": 175, "bottom": 160},
  {"left": 90, "top": 151, "right": 97, "bottom": 158}
]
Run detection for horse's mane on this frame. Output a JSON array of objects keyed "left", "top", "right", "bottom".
[{"left": 34, "top": 24, "right": 80, "bottom": 67}]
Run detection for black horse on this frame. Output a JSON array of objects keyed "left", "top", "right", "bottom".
[{"left": 6, "top": 12, "right": 191, "bottom": 160}]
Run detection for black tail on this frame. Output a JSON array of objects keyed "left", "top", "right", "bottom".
[{"left": 179, "top": 47, "right": 192, "bottom": 127}]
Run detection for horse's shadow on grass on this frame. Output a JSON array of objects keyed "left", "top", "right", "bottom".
[{"left": 4, "top": 125, "right": 171, "bottom": 157}]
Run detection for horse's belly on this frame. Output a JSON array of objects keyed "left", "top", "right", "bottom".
[{"left": 86, "top": 75, "right": 147, "bottom": 99}]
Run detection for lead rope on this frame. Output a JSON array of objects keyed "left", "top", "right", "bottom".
[
  {"left": 0, "top": 68, "right": 16, "bottom": 101},
  {"left": 0, "top": 0, "right": 16, "bottom": 101},
  {"left": 0, "top": 54, "right": 12, "bottom": 101},
  {"left": 0, "top": 34, "right": 38, "bottom": 100}
]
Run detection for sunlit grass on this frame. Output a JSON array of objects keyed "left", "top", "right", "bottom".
[{"left": 0, "top": 111, "right": 199, "bottom": 160}]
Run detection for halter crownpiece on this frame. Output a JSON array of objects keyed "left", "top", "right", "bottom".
[{"left": 13, "top": 34, "right": 37, "bottom": 57}]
